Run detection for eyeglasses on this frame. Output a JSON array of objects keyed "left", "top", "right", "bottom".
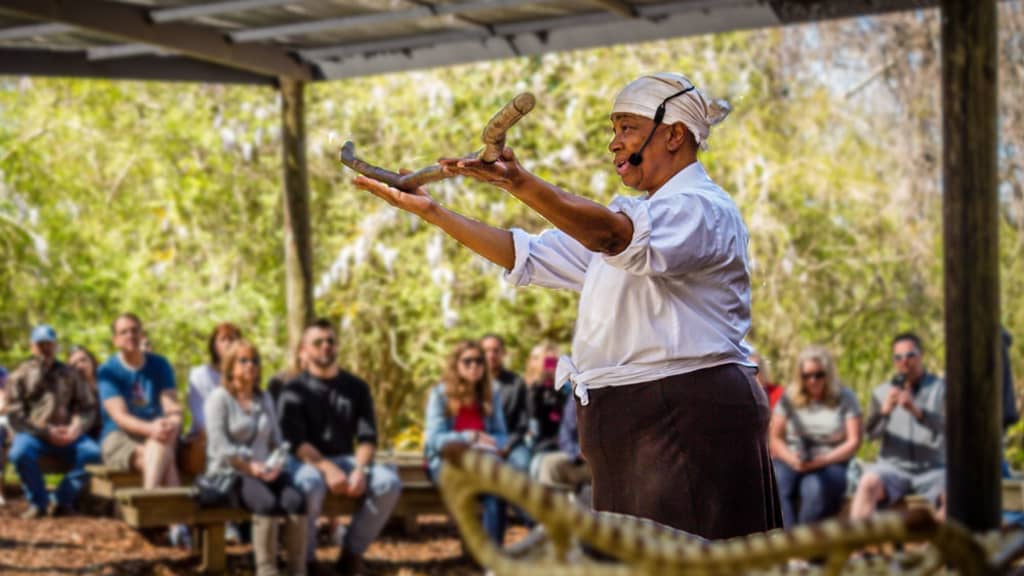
[
  {"left": 311, "top": 337, "right": 336, "bottom": 348},
  {"left": 460, "top": 357, "right": 485, "bottom": 367},
  {"left": 801, "top": 371, "right": 827, "bottom": 381},
  {"left": 237, "top": 357, "right": 260, "bottom": 366},
  {"left": 117, "top": 326, "right": 142, "bottom": 336},
  {"left": 892, "top": 350, "right": 920, "bottom": 362}
]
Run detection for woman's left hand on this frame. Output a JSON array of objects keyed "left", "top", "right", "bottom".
[
  {"left": 439, "top": 147, "right": 526, "bottom": 191},
  {"left": 354, "top": 170, "right": 436, "bottom": 217}
]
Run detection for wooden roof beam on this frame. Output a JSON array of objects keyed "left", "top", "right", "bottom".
[
  {"left": 0, "top": 47, "right": 274, "bottom": 84},
  {"left": 0, "top": 0, "right": 317, "bottom": 81},
  {"left": 590, "top": 0, "right": 637, "bottom": 18}
]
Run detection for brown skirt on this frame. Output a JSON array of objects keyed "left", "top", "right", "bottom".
[{"left": 577, "top": 363, "right": 782, "bottom": 539}]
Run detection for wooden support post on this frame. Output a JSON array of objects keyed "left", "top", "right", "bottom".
[
  {"left": 280, "top": 78, "right": 315, "bottom": 353},
  {"left": 199, "top": 523, "right": 227, "bottom": 574},
  {"left": 941, "top": 0, "right": 1001, "bottom": 530}
]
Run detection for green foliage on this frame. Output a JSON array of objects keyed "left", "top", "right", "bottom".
[{"left": 1, "top": 13, "right": 1022, "bottom": 450}]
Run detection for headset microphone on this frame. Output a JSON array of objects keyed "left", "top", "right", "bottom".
[{"left": 626, "top": 84, "right": 697, "bottom": 167}]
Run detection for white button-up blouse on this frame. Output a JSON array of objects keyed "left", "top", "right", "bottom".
[{"left": 505, "top": 161, "right": 753, "bottom": 405}]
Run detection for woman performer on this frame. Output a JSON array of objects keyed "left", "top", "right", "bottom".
[{"left": 354, "top": 72, "right": 781, "bottom": 539}]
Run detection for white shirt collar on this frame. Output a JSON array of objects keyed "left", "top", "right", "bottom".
[{"left": 649, "top": 161, "right": 710, "bottom": 199}]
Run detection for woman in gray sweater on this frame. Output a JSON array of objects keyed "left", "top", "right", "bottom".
[{"left": 204, "top": 340, "right": 306, "bottom": 576}]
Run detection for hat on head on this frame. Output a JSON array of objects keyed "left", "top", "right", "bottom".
[
  {"left": 611, "top": 72, "right": 732, "bottom": 151},
  {"left": 30, "top": 324, "right": 57, "bottom": 344}
]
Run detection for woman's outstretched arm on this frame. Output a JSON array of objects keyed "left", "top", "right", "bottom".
[
  {"left": 353, "top": 174, "right": 515, "bottom": 270},
  {"left": 439, "top": 148, "right": 634, "bottom": 255}
]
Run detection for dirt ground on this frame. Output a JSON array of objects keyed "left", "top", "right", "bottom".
[{"left": 0, "top": 491, "right": 523, "bottom": 575}]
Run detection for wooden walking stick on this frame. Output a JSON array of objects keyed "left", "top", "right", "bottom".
[{"left": 340, "top": 92, "right": 535, "bottom": 191}]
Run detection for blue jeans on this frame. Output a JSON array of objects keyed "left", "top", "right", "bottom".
[
  {"left": 426, "top": 463, "right": 506, "bottom": 545},
  {"left": 773, "top": 459, "right": 848, "bottom": 527},
  {"left": 505, "top": 443, "right": 532, "bottom": 473},
  {"left": 480, "top": 495, "right": 507, "bottom": 545},
  {"left": 289, "top": 455, "right": 402, "bottom": 561},
  {"left": 9, "top": 432, "right": 101, "bottom": 511}
]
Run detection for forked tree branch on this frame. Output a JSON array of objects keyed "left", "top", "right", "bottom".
[{"left": 340, "top": 93, "right": 535, "bottom": 191}]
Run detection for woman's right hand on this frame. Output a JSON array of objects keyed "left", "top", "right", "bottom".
[
  {"left": 248, "top": 460, "right": 267, "bottom": 478},
  {"left": 438, "top": 147, "right": 526, "bottom": 192},
  {"left": 353, "top": 171, "right": 435, "bottom": 217},
  {"left": 475, "top": 432, "right": 498, "bottom": 450}
]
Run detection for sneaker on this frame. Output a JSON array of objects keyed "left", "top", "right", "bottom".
[
  {"left": 334, "top": 523, "right": 347, "bottom": 548},
  {"left": 169, "top": 524, "right": 193, "bottom": 550},
  {"left": 48, "top": 503, "right": 75, "bottom": 517},
  {"left": 335, "top": 550, "right": 365, "bottom": 576},
  {"left": 225, "top": 522, "right": 242, "bottom": 544},
  {"left": 20, "top": 506, "right": 46, "bottom": 520}
]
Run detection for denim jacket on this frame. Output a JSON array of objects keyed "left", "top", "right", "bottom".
[{"left": 424, "top": 382, "right": 507, "bottom": 478}]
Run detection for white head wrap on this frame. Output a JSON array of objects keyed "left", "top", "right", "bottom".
[{"left": 610, "top": 72, "right": 732, "bottom": 150}]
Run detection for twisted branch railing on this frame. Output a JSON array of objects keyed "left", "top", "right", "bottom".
[
  {"left": 438, "top": 443, "right": 1024, "bottom": 575},
  {"left": 339, "top": 93, "right": 535, "bottom": 191}
]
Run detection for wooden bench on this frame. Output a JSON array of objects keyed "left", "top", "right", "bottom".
[
  {"left": 88, "top": 451, "right": 429, "bottom": 498},
  {"left": 116, "top": 479, "right": 443, "bottom": 573}
]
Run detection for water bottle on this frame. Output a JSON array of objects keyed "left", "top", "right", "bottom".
[{"left": 264, "top": 441, "right": 291, "bottom": 472}]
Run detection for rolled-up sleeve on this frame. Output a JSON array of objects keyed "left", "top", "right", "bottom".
[
  {"left": 504, "top": 228, "right": 592, "bottom": 291},
  {"left": 603, "top": 193, "right": 728, "bottom": 276}
]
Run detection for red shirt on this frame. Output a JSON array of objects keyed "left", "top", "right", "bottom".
[
  {"left": 764, "top": 383, "right": 784, "bottom": 409},
  {"left": 453, "top": 402, "right": 485, "bottom": 432}
]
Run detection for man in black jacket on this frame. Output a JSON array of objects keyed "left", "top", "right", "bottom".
[{"left": 279, "top": 319, "right": 402, "bottom": 575}]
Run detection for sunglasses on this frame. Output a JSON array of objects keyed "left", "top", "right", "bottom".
[
  {"left": 237, "top": 357, "right": 260, "bottom": 366},
  {"left": 801, "top": 371, "right": 827, "bottom": 381},
  {"left": 892, "top": 350, "right": 919, "bottom": 362},
  {"left": 312, "top": 337, "right": 336, "bottom": 348},
  {"left": 459, "top": 357, "right": 485, "bottom": 367}
]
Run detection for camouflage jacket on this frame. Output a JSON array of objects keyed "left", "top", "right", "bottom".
[{"left": 3, "top": 356, "right": 97, "bottom": 437}]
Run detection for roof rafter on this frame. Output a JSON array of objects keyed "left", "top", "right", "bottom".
[
  {"left": 589, "top": 0, "right": 637, "bottom": 18},
  {"left": 149, "top": 0, "right": 295, "bottom": 23},
  {"left": 229, "top": 0, "right": 535, "bottom": 43},
  {"left": 0, "top": 0, "right": 317, "bottom": 81},
  {"left": 0, "top": 21, "right": 73, "bottom": 41},
  {"left": 0, "top": 47, "right": 274, "bottom": 84}
]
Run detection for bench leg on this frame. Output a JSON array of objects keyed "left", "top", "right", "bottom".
[
  {"left": 401, "top": 513, "right": 418, "bottom": 535},
  {"left": 199, "top": 524, "right": 226, "bottom": 574}
]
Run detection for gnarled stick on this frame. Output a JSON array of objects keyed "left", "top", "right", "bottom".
[{"left": 340, "top": 92, "right": 535, "bottom": 191}]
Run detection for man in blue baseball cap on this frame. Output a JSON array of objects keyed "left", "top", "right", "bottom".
[{"left": 5, "top": 324, "right": 100, "bottom": 518}]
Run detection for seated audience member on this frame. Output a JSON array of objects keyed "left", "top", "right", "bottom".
[
  {"left": 769, "top": 346, "right": 861, "bottom": 526},
  {"left": 204, "top": 340, "right": 305, "bottom": 576},
  {"left": 5, "top": 325, "right": 101, "bottom": 518},
  {"left": 851, "top": 332, "right": 946, "bottom": 520},
  {"left": 67, "top": 345, "right": 102, "bottom": 440},
  {"left": 524, "top": 342, "right": 566, "bottom": 476},
  {"left": 98, "top": 313, "right": 189, "bottom": 547},
  {"left": 187, "top": 323, "right": 242, "bottom": 437},
  {"left": 482, "top": 334, "right": 530, "bottom": 472},
  {"left": 534, "top": 398, "right": 591, "bottom": 493},
  {"left": 750, "top": 352, "right": 784, "bottom": 409},
  {"left": 277, "top": 319, "right": 401, "bottom": 575},
  {"left": 0, "top": 365, "right": 9, "bottom": 507},
  {"left": 425, "top": 339, "right": 508, "bottom": 545}
]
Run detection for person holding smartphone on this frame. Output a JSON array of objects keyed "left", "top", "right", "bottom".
[
  {"left": 524, "top": 343, "right": 566, "bottom": 476},
  {"left": 204, "top": 339, "right": 306, "bottom": 576}
]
